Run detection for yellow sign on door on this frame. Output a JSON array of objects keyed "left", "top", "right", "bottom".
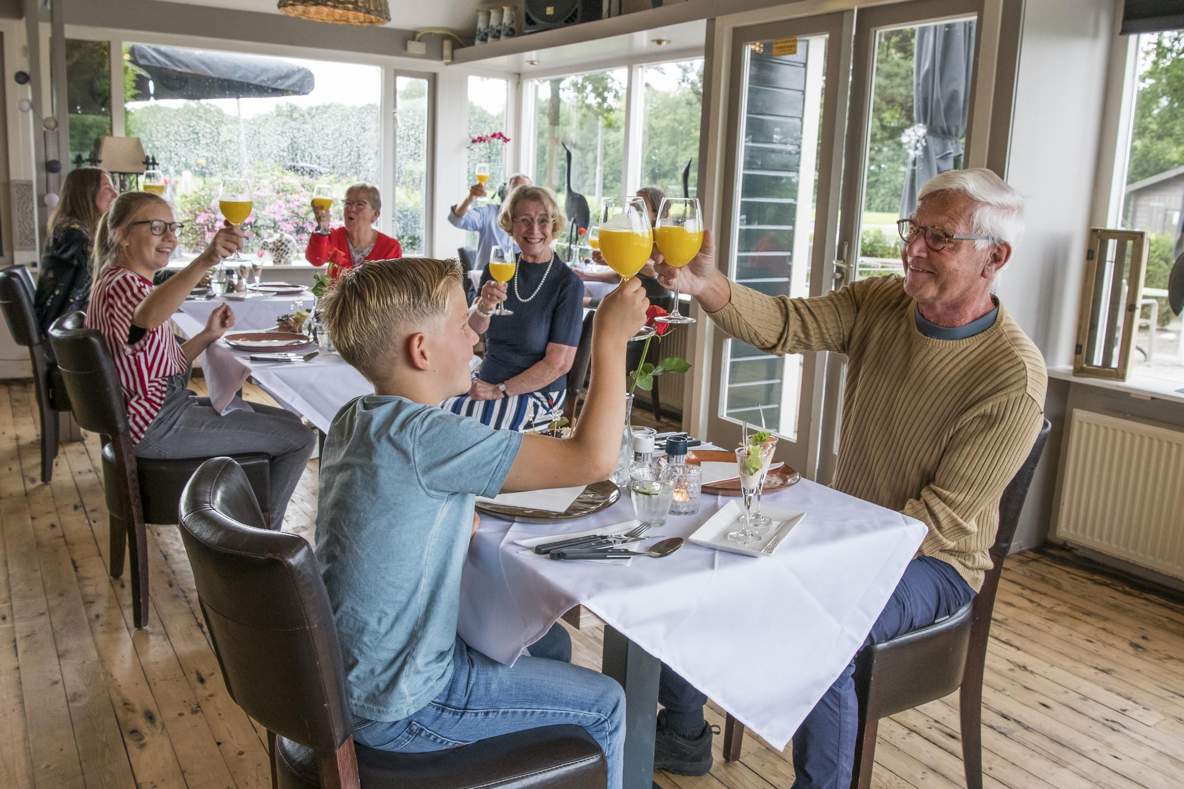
[{"left": 771, "top": 38, "right": 798, "bottom": 57}]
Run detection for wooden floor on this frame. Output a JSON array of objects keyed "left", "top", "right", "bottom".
[{"left": 2, "top": 379, "right": 1183, "bottom": 789}]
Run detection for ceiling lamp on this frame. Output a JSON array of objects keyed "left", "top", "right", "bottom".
[{"left": 277, "top": 0, "right": 391, "bottom": 26}]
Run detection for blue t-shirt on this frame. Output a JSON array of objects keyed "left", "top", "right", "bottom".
[
  {"left": 478, "top": 253, "right": 584, "bottom": 394},
  {"left": 315, "top": 395, "right": 523, "bottom": 721}
]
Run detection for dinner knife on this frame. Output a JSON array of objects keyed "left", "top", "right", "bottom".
[
  {"left": 533, "top": 534, "right": 640, "bottom": 555},
  {"left": 761, "top": 515, "right": 799, "bottom": 555}
]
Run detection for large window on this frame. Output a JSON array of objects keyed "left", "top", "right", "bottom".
[
  {"left": 531, "top": 68, "right": 627, "bottom": 223},
  {"left": 66, "top": 39, "right": 112, "bottom": 166},
  {"left": 1114, "top": 31, "right": 1183, "bottom": 375},
  {"left": 640, "top": 60, "right": 703, "bottom": 198},
  {"left": 122, "top": 43, "right": 381, "bottom": 257},
  {"left": 467, "top": 76, "right": 510, "bottom": 189},
  {"left": 395, "top": 75, "right": 430, "bottom": 255}
]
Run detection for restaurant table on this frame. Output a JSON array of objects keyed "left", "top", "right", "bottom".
[
  {"left": 178, "top": 291, "right": 310, "bottom": 333},
  {"left": 458, "top": 482, "right": 926, "bottom": 789}
]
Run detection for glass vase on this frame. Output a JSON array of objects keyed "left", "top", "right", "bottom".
[{"left": 611, "top": 393, "right": 635, "bottom": 486}]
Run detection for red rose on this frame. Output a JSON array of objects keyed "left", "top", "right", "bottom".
[{"left": 646, "top": 304, "right": 671, "bottom": 336}]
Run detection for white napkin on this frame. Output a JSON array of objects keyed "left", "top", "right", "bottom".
[
  {"left": 477, "top": 485, "right": 586, "bottom": 513},
  {"left": 223, "top": 291, "right": 266, "bottom": 301},
  {"left": 700, "top": 461, "right": 784, "bottom": 486},
  {"left": 510, "top": 519, "right": 639, "bottom": 565}
]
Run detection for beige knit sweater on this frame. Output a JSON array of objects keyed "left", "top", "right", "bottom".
[{"left": 709, "top": 276, "right": 1047, "bottom": 591}]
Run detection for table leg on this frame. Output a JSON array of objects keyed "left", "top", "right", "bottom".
[{"left": 602, "top": 626, "right": 660, "bottom": 789}]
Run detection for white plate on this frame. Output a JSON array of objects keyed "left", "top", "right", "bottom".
[{"left": 688, "top": 500, "right": 805, "bottom": 558}]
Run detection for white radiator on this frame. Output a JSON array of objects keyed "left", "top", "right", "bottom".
[{"left": 1055, "top": 408, "right": 1184, "bottom": 580}]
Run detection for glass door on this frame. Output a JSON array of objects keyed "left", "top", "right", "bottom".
[
  {"left": 818, "top": 0, "right": 985, "bottom": 482},
  {"left": 707, "top": 12, "right": 853, "bottom": 477}
]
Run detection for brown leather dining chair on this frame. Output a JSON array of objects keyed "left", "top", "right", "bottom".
[
  {"left": 563, "top": 310, "right": 597, "bottom": 422},
  {"left": 179, "top": 456, "right": 608, "bottom": 789},
  {"left": 0, "top": 264, "right": 72, "bottom": 483},
  {"left": 48, "top": 311, "right": 273, "bottom": 629},
  {"left": 721, "top": 419, "right": 1052, "bottom": 789}
]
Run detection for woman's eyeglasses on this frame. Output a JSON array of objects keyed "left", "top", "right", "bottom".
[
  {"left": 896, "top": 218, "right": 993, "bottom": 253},
  {"left": 130, "top": 219, "right": 185, "bottom": 237}
]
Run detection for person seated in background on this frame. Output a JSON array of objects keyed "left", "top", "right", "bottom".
[
  {"left": 577, "top": 185, "right": 674, "bottom": 306},
  {"left": 448, "top": 172, "right": 533, "bottom": 268},
  {"left": 307, "top": 182, "right": 401, "bottom": 279},
  {"left": 316, "top": 257, "right": 649, "bottom": 789},
  {"left": 85, "top": 191, "right": 315, "bottom": 531},
  {"left": 443, "top": 185, "right": 584, "bottom": 431},
  {"left": 649, "top": 168, "right": 1047, "bottom": 784},
  {"left": 33, "top": 166, "right": 117, "bottom": 333}
]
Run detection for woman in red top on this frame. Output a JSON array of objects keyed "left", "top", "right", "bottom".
[
  {"left": 86, "top": 191, "right": 314, "bottom": 530},
  {"left": 306, "top": 182, "right": 401, "bottom": 279}
]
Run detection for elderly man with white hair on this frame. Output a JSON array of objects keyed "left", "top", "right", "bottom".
[
  {"left": 449, "top": 172, "right": 533, "bottom": 268},
  {"left": 651, "top": 168, "right": 1047, "bottom": 786}
]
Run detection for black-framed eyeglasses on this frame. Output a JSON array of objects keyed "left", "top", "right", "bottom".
[
  {"left": 896, "top": 219, "right": 994, "bottom": 253},
  {"left": 130, "top": 219, "right": 184, "bottom": 237}
]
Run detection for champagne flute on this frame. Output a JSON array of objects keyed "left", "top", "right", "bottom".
[
  {"left": 599, "top": 197, "right": 654, "bottom": 340},
  {"left": 654, "top": 197, "right": 702, "bottom": 325},
  {"left": 726, "top": 441, "right": 775, "bottom": 543},
  {"left": 142, "top": 169, "right": 165, "bottom": 196},
  {"left": 486, "top": 245, "right": 515, "bottom": 316},
  {"left": 475, "top": 164, "right": 491, "bottom": 200},
  {"left": 218, "top": 178, "right": 253, "bottom": 262},
  {"left": 311, "top": 183, "right": 334, "bottom": 232}
]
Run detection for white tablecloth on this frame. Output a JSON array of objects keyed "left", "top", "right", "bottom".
[
  {"left": 459, "top": 480, "right": 926, "bottom": 750},
  {"left": 178, "top": 293, "right": 309, "bottom": 333}
]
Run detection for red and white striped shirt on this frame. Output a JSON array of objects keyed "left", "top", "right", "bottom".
[{"left": 86, "top": 265, "right": 188, "bottom": 443}]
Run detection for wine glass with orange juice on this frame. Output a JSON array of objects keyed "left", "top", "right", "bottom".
[
  {"left": 486, "top": 245, "right": 515, "bottom": 316},
  {"left": 311, "top": 183, "right": 334, "bottom": 232},
  {"left": 653, "top": 197, "right": 703, "bottom": 325},
  {"left": 475, "top": 164, "right": 491, "bottom": 201},
  {"left": 599, "top": 196, "right": 655, "bottom": 340},
  {"left": 218, "top": 178, "right": 253, "bottom": 262},
  {"left": 142, "top": 169, "right": 165, "bottom": 196}
]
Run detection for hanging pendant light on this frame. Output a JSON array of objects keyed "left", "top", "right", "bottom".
[{"left": 277, "top": 0, "right": 391, "bottom": 26}]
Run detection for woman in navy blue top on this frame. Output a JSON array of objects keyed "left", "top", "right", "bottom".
[{"left": 444, "top": 185, "right": 583, "bottom": 430}]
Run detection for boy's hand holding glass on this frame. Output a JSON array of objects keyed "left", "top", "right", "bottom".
[{"left": 592, "top": 276, "right": 649, "bottom": 347}]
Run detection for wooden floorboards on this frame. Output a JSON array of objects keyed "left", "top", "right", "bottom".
[{"left": 1, "top": 380, "right": 1182, "bottom": 788}]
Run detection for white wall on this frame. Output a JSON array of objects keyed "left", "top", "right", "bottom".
[{"left": 996, "top": 0, "right": 1117, "bottom": 368}]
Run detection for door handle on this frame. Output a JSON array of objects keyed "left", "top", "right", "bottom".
[{"left": 833, "top": 241, "right": 850, "bottom": 286}]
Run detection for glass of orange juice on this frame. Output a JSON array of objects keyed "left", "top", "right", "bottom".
[
  {"left": 142, "top": 169, "right": 165, "bottom": 196},
  {"left": 653, "top": 197, "right": 702, "bottom": 325},
  {"left": 599, "top": 196, "right": 655, "bottom": 340},
  {"left": 487, "top": 245, "right": 515, "bottom": 316},
  {"left": 475, "top": 164, "right": 491, "bottom": 200},
  {"left": 218, "top": 178, "right": 253, "bottom": 261},
  {"left": 311, "top": 183, "right": 334, "bottom": 231}
]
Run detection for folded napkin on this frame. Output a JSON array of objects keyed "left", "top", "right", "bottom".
[
  {"left": 223, "top": 291, "right": 267, "bottom": 301},
  {"left": 700, "top": 461, "right": 785, "bottom": 486},
  {"left": 476, "top": 485, "right": 586, "bottom": 513}
]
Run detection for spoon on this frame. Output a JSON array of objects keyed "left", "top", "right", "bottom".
[{"left": 549, "top": 537, "right": 684, "bottom": 561}]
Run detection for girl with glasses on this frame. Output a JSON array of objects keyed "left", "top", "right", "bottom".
[{"left": 85, "top": 191, "right": 315, "bottom": 531}]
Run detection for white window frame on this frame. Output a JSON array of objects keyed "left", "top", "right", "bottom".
[
  {"left": 517, "top": 50, "right": 704, "bottom": 203},
  {"left": 392, "top": 69, "right": 435, "bottom": 256},
  {"left": 1090, "top": 31, "right": 1140, "bottom": 228}
]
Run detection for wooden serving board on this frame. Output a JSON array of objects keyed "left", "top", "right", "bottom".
[{"left": 687, "top": 449, "right": 801, "bottom": 496}]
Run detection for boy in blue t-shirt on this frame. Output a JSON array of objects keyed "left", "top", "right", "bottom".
[{"left": 316, "top": 257, "right": 649, "bottom": 788}]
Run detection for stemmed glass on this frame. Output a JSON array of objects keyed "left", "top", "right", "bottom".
[
  {"left": 653, "top": 197, "right": 702, "bottom": 325},
  {"left": 486, "top": 245, "right": 515, "bottom": 316},
  {"left": 218, "top": 178, "right": 253, "bottom": 262},
  {"left": 311, "top": 183, "right": 334, "bottom": 232},
  {"left": 475, "top": 164, "right": 491, "bottom": 200},
  {"left": 142, "top": 169, "right": 165, "bottom": 196},
  {"left": 750, "top": 433, "right": 780, "bottom": 529},
  {"left": 599, "top": 196, "right": 655, "bottom": 340},
  {"left": 726, "top": 440, "right": 776, "bottom": 543}
]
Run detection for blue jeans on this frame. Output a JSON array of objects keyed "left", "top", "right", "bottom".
[
  {"left": 658, "top": 557, "right": 974, "bottom": 788},
  {"left": 354, "top": 636, "right": 626, "bottom": 789}
]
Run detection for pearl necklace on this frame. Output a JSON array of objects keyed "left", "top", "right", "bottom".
[{"left": 513, "top": 254, "right": 555, "bottom": 303}]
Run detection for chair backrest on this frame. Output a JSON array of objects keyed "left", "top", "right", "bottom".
[
  {"left": 0, "top": 264, "right": 41, "bottom": 348},
  {"left": 567, "top": 310, "right": 597, "bottom": 397},
  {"left": 990, "top": 419, "right": 1052, "bottom": 563},
  {"left": 457, "top": 246, "right": 478, "bottom": 273},
  {"left": 179, "top": 457, "right": 353, "bottom": 754},
  {"left": 47, "top": 311, "right": 129, "bottom": 437}
]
